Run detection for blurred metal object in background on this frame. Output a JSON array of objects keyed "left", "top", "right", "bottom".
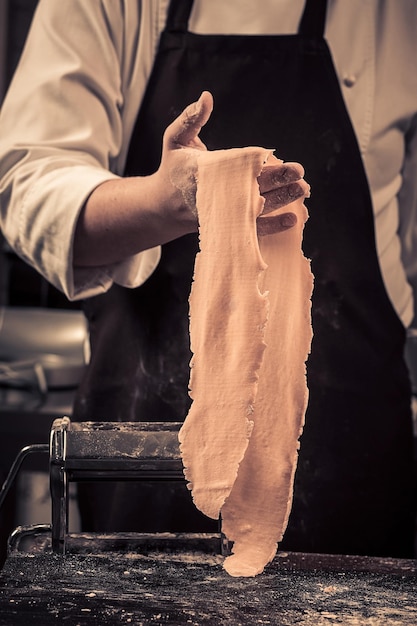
[{"left": 0, "top": 307, "right": 89, "bottom": 392}]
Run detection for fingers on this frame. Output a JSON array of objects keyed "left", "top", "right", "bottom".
[
  {"left": 257, "top": 212, "right": 297, "bottom": 237},
  {"left": 257, "top": 156, "right": 309, "bottom": 235},
  {"left": 258, "top": 161, "right": 305, "bottom": 193},
  {"left": 165, "top": 91, "right": 214, "bottom": 150},
  {"left": 262, "top": 178, "right": 310, "bottom": 214}
]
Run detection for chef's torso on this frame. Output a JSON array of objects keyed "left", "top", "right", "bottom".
[{"left": 74, "top": 0, "right": 416, "bottom": 557}]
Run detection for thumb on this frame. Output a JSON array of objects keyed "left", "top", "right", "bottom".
[{"left": 165, "top": 91, "right": 214, "bottom": 150}]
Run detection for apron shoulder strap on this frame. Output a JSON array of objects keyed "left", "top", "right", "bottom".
[
  {"left": 298, "top": 0, "right": 327, "bottom": 39},
  {"left": 165, "top": 0, "right": 193, "bottom": 32}
]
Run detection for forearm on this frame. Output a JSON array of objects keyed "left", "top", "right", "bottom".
[
  {"left": 73, "top": 93, "right": 214, "bottom": 268},
  {"left": 73, "top": 174, "right": 198, "bottom": 267}
]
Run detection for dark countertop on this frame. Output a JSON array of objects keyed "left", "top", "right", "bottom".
[{"left": 0, "top": 530, "right": 416, "bottom": 625}]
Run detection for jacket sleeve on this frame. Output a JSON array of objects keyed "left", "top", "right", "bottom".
[{"left": 0, "top": 0, "right": 160, "bottom": 300}]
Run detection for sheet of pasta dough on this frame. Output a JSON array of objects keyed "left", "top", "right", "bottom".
[{"left": 179, "top": 146, "right": 313, "bottom": 577}]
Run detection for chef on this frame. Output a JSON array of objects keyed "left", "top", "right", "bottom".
[{"left": 0, "top": 0, "right": 416, "bottom": 557}]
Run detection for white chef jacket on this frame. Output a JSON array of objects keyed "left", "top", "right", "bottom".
[{"left": 0, "top": 0, "right": 416, "bottom": 328}]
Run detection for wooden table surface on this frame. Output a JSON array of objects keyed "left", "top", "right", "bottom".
[{"left": 0, "top": 529, "right": 416, "bottom": 625}]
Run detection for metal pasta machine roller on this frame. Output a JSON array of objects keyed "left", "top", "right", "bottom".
[{"left": 1, "top": 417, "right": 228, "bottom": 557}]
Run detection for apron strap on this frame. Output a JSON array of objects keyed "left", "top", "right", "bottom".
[
  {"left": 166, "top": 0, "right": 193, "bottom": 32},
  {"left": 298, "top": 0, "right": 327, "bottom": 39}
]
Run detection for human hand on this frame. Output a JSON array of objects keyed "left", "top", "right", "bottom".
[
  {"left": 75, "top": 95, "right": 309, "bottom": 267},
  {"left": 155, "top": 92, "right": 309, "bottom": 238},
  {"left": 257, "top": 155, "right": 310, "bottom": 236}
]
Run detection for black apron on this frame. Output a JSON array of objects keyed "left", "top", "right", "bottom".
[{"left": 75, "top": 0, "right": 416, "bottom": 556}]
